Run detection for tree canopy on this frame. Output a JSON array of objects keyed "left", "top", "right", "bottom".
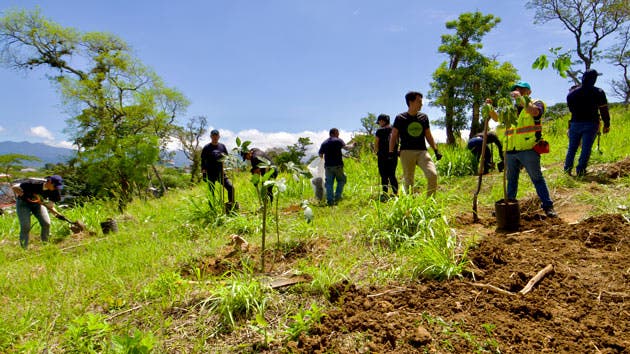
[
  {"left": 0, "top": 9, "right": 189, "bottom": 208},
  {"left": 528, "top": 0, "right": 630, "bottom": 83},
  {"left": 428, "top": 12, "right": 518, "bottom": 143},
  {"left": 0, "top": 154, "right": 41, "bottom": 180}
]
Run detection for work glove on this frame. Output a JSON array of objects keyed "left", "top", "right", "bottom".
[
  {"left": 497, "top": 160, "right": 505, "bottom": 172},
  {"left": 387, "top": 151, "right": 396, "bottom": 161},
  {"left": 434, "top": 149, "right": 442, "bottom": 161}
]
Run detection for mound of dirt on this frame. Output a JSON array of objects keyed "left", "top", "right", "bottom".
[
  {"left": 605, "top": 157, "right": 630, "bottom": 179},
  {"left": 290, "top": 214, "right": 629, "bottom": 353}
]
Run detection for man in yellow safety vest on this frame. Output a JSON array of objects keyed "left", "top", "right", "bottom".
[{"left": 486, "top": 81, "right": 557, "bottom": 218}]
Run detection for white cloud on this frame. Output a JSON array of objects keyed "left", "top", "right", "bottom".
[
  {"left": 47, "top": 140, "right": 77, "bottom": 149},
  {"left": 208, "top": 128, "right": 335, "bottom": 158},
  {"left": 29, "top": 126, "right": 54, "bottom": 140},
  {"left": 168, "top": 126, "right": 449, "bottom": 159},
  {"left": 0, "top": 125, "right": 4, "bottom": 133}
]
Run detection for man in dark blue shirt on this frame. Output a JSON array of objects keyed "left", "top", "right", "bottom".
[
  {"left": 201, "top": 129, "right": 235, "bottom": 207},
  {"left": 319, "top": 128, "right": 351, "bottom": 206},
  {"left": 564, "top": 69, "right": 611, "bottom": 176}
]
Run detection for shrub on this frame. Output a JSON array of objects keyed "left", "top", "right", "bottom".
[
  {"left": 62, "top": 313, "right": 112, "bottom": 353},
  {"left": 435, "top": 145, "right": 477, "bottom": 178}
]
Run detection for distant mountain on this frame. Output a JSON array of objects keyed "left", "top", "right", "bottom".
[
  {"left": 0, "top": 141, "right": 190, "bottom": 168},
  {"left": 0, "top": 141, "right": 74, "bottom": 167}
]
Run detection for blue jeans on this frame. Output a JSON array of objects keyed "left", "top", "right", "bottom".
[
  {"left": 16, "top": 198, "right": 51, "bottom": 249},
  {"left": 506, "top": 150, "right": 553, "bottom": 209},
  {"left": 564, "top": 121, "right": 599, "bottom": 174},
  {"left": 325, "top": 165, "right": 346, "bottom": 204}
]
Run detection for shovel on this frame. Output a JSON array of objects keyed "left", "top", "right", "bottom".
[{"left": 44, "top": 204, "right": 88, "bottom": 234}]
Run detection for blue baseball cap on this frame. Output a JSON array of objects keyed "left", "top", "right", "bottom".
[
  {"left": 46, "top": 175, "right": 63, "bottom": 190},
  {"left": 510, "top": 81, "right": 531, "bottom": 90}
]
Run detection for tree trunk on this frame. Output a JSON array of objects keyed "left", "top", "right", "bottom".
[
  {"left": 445, "top": 87, "right": 457, "bottom": 145},
  {"left": 151, "top": 164, "right": 166, "bottom": 195}
]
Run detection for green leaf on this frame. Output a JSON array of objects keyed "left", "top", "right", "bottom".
[{"left": 531, "top": 55, "right": 549, "bottom": 70}]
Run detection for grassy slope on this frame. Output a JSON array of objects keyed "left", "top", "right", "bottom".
[{"left": 0, "top": 107, "right": 629, "bottom": 352}]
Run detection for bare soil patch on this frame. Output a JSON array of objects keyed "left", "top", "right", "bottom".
[{"left": 289, "top": 213, "right": 629, "bottom": 353}]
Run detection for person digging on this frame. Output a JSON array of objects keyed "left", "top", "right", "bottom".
[{"left": 12, "top": 175, "right": 63, "bottom": 249}]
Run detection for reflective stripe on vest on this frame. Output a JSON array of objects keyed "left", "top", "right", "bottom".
[
  {"left": 506, "top": 98, "right": 545, "bottom": 151},
  {"left": 504, "top": 124, "right": 542, "bottom": 136}
]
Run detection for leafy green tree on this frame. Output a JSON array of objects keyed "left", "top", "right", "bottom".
[
  {"left": 0, "top": 9, "right": 189, "bottom": 209},
  {"left": 529, "top": 0, "right": 630, "bottom": 83},
  {"left": 273, "top": 137, "right": 312, "bottom": 168},
  {"left": 360, "top": 113, "right": 378, "bottom": 136},
  {"left": 0, "top": 154, "right": 41, "bottom": 180},
  {"left": 428, "top": 12, "right": 508, "bottom": 143},
  {"left": 175, "top": 116, "right": 207, "bottom": 182}
]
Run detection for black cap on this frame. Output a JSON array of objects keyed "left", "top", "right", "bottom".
[
  {"left": 376, "top": 114, "right": 390, "bottom": 124},
  {"left": 210, "top": 129, "right": 220, "bottom": 136}
]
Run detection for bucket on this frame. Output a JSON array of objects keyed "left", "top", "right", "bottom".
[
  {"left": 100, "top": 218, "right": 118, "bottom": 234},
  {"left": 495, "top": 199, "right": 520, "bottom": 231}
]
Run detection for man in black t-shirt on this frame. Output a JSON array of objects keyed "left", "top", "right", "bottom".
[
  {"left": 319, "top": 128, "right": 352, "bottom": 206},
  {"left": 200, "top": 129, "right": 235, "bottom": 206},
  {"left": 12, "top": 175, "right": 63, "bottom": 249},
  {"left": 389, "top": 91, "right": 441, "bottom": 196},
  {"left": 374, "top": 114, "right": 398, "bottom": 198}
]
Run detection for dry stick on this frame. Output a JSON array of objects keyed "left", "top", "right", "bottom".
[
  {"left": 519, "top": 264, "right": 554, "bottom": 295},
  {"left": 107, "top": 304, "right": 146, "bottom": 321},
  {"left": 468, "top": 264, "right": 554, "bottom": 296}
]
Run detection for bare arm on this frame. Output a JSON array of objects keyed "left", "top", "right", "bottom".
[
  {"left": 425, "top": 128, "right": 438, "bottom": 151},
  {"left": 389, "top": 128, "right": 399, "bottom": 153},
  {"left": 374, "top": 136, "right": 380, "bottom": 154}
]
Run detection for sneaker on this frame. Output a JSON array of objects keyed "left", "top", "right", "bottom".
[{"left": 544, "top": 207, "right": 558, "bottom": 218}]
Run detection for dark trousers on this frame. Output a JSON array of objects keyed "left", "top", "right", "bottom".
[
  {"left": 205, "top": 173, "right": 235, "bottom": 203},
  {"left": 377, "top": 157, "right": 398, "bottom": 194}
]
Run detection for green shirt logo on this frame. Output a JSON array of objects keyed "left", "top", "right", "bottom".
[{"left": 407, "top": 121, "right": 423, "bottom": 137}]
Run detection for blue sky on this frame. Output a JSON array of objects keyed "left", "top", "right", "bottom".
[{"left": 0, "top": 0, "right": 622, "bottom": 153}]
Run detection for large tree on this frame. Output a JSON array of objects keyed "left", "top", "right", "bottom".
[
  {"left": 606, "top": 26, "right": 630, "bottom": 104},
  {"left": 175, "top": 116, "right": 207, "bottom": 182},
  {"left": 0, "top": 9, "right": 188, "bottom": 208},
  {"left": 528, "top": 0, "right": 629, "bottom": 83},
  {"left": 428, "top": 12, "right": 513, "bottom": 143}
]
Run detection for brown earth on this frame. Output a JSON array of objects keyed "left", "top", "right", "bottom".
[{"left": 286, "top": 212, "right": 629, "bottom": 353}]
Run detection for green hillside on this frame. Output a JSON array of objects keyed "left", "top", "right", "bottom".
[{"left": 0, "top": 107, "right": 629, "bottom": 353}]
